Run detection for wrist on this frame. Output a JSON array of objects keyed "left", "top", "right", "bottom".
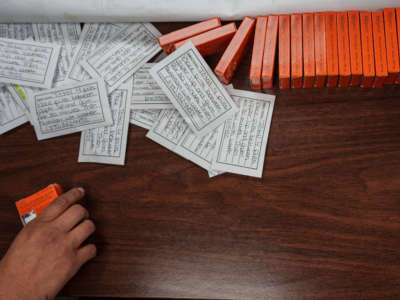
[{"left": 0, "top": 258, "right": 46, "bottom": 300}]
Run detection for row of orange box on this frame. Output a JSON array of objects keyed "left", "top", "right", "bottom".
[{"left": 250, "top": 8, "right": 400, "bottom": 89}]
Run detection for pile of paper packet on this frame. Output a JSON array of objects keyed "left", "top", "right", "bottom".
[{"left": 0, "top": 22, "right": 275, "bottom": 178}]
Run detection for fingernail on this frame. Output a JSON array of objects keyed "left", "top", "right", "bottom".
[{"left": 77, "top": 187, "right": 85, "bottom": 195}]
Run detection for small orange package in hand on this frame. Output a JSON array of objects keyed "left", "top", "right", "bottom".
[{"left": 15, "top": 184, "right": 63, "bottom": 225}]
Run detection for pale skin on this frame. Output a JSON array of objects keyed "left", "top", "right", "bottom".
[{"left": 0, "top": 187, "right": 96, "bottom": 300}]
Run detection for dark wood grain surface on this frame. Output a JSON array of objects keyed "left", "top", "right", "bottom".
[{"left": 1, "top": 22, "right": 400, "bottom": 300}]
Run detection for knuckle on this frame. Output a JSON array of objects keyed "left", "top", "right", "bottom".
[
  {"left": 54, "top": 194, "right": 69, "bottom": 208},
  {"left": 41, "top": 226, "right": 60, "bottom": 243},
  {"left": 70, "top": 188, "right": 83, "bottom": 200},
  {"left": 85, "top": 219, "right": 96, "bottom": 233},
  {"left": 72, "top": 204, "right": 88, "bottom": 218},
  {"left": 88, "top": 244, "right": 97, "bottom": 258}
]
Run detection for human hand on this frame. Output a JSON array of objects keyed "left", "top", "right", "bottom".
[{"left": 0, "top": 187, "right": 96, "bottom": 300}]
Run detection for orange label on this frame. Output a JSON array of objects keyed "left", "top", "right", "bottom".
[
  {"left": 261, "top": 15, "right": 279, "bottom": 89},
  {"left": 291, "top": 14, "right": 303, "bottom": 88},
  {"left": 383, "top": 8, "right": 400, "bottom": 84},
  {"left": 15, "top": 184, "right": 63, "bottom": 225},
  {"left": 250, "top": 16, "right": 268, "bottom": 89},
  {"left": 325, "top": 12, "right": 339, "bottom": 87},
  {"left": 372, "top": 11, "right": 388, "bottom": 88},
  {"left": 302, "top": 13, "right": 315, "bottom": 88},
  {"left": 348, "top": 11, "right": 363, "bottom": 86},
  {"left": 337, "top": 12, "right": 351, "bottom": 87},
  {"left": 360, "top": 12, "right": 375, "bottom": 88},
  {"left": 314, "top": 12, "right": 327, "bottom": 87},
  {"left": 279, "top": 15, "right": 291, "bottom": 89}
]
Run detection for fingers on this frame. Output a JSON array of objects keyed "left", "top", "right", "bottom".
[
  {"left": 69, "top": 219, "right": 96, "bottom": 248},
  {"left": 55, "top": 204, "right": 89, "bottom": 232},
  {"left": 40, "top": 187, "right": 85, "bottom": 220},
  {"left": 76, "top": 244, "right": 97, "bottom": 267}
]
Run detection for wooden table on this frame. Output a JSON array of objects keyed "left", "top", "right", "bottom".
[{"left": 1, "top": 22, "right": 400, "bottom": 300}]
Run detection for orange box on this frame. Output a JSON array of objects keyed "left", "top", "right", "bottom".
[
  {"left": 250, "top": 16, "right": 268, "bottom": 89},
  {"left": 396, "top": 8, "right": 400, "bottom": 84},
  {"left": 348, "top": 11, "right": 363, "bottom": 86},
  {"left": 215, "top": 17, "right": 255, "bottom": 84},
  {"left": 325, "top": 12, "right": 339, "bottom": 87},
  {"left": 302, "top": 13, "right": 315, "bottom": 88},
  {"left": 314, "top": 12, "right": 327, "bottom": 87},
  {"left": 158, "top": 17, "right": 221, "bottom": 54},
  {"left": 173, "top": 23, "right": 237, "bottom": 56},
  {"left": 383, "top": 8, "right": 400, "bottom": 84},
  {"left": 261, "top": 15, "right": 279, "bottom": 89},
  {"left": 337, "top": 12, "right": 351, "bottom": 87},
  {"left": 278, "top": 15, "right": 291, "bottom": 89},
  {"left": 371, "top": 11, "right": 388, "bottom": 88},
  {"left": 15, "top": 184, "right": 63, "bottom": 225},
  {"left": 360, "top": 12, "right": 375, "bottom": 88},
  {"left": 291, "top": 14, "right": 303, "bottom": 88}
]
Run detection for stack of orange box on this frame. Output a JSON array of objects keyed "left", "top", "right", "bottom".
[
  {"left": 250, "top": 7, "right": 400, "bottom": 89},
  {"left": 159, "top": 8, "right": 400, "bottom": 89}
]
